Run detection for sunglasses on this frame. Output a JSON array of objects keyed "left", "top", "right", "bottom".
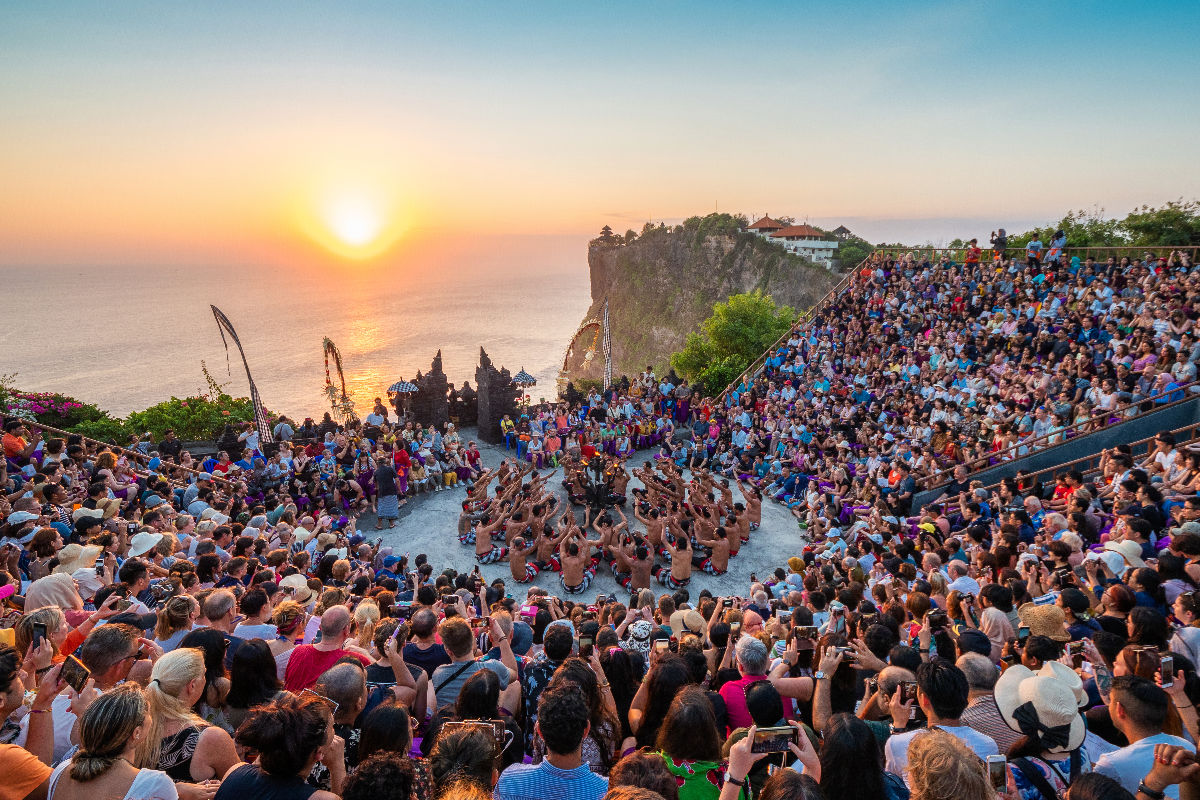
[{"left": 301, "top": 688, "right": 340, "bottom": 716}]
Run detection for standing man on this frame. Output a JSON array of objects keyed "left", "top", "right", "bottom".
[{"left": 990, "top": 228, "right": 1007, "bottom": 262}]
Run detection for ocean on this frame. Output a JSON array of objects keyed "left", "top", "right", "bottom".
[{"left": 4, "top": 234, "right": 593, "bottom": 419}]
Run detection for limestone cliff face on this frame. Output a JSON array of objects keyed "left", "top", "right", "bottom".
[{"left": 565, "top": 222, "right": 840, "bottom": 383}]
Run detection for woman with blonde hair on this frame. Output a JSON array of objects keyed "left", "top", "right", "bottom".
[
  {"left": 906, "top": 729, "right": 997, "bottom": 800},
  {"left": 352, "top": 599, "right": 380, "bottom": 651},
  {"left": 269, "top": 600, "right": 307, "bottom": 680},
  {"left": 15, "top": 607, "right": 69, "bottom": 661},
  {"left": 154, "top": 595, "right": 199, "bottom": 652},
  {"left": 137, "top": 648, "right": 239, "bottom": 787},
  {"left": 47, "top": 683, "right": 182, "bottom": 800}
]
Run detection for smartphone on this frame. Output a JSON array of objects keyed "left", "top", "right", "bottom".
[
  {"left": 1162, "top": 656, "right": 1175, "bottom": 688},
  {"left": 1017, "top": 625, "right": 1030, "bottom": 643},
  {"left": 94, "top": 563, "right": 105, "bottom": 578},
  {"left": 442, "top": 594, "right": 458, "bottom": 605},
  {"left": 796, "top": 626, "right": 818, "bottom": 639},
  {"left": 834, "top": 646, "right": 857, "bottom": 663},
  {"left": 115, "top": 598, "right": 132, "bottom": 612},
  {"left": 654, "top": 639, "right": 670, "bottom": 653},
  {"left": 750, "top": 725, "right": 797, "bottom": 753},
  {"left": 899, "top": 680, "right": 918, "bottom": 710},
  {"left": 866, "top": 676, "right": 879, "bottom": 696},
  {"left": 59, "top": 654, "right": 91, "bottom": 693},
  {"left": 128, "top": 523, "right": 137, "bottom": 534},
  {"left": 579, "top": 636, "right": 594, "bottom": 659},
  {"left": 986, "top": 754, "right": 1007, "bottom": 790},
  {"left": 778, "top": 609, "right": 792, "bottom": 622},
  {"left": 1066, "top": 641, "right": 1083, "bottom": 656},
  {"left": 723, "top": 598, "right": 734, "bottom": 608},
  {"left": 927, "top": 609, "right": 948, "bottom": 628},
  {"left": 469, "top": 617, "right": 487, "bottom": 630},
  {"left": 31, "top": 622, "right": 48, "bottom": 649}
]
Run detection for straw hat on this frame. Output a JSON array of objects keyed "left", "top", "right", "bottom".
[
  {"left": 994, "top": 664, "right": 1086, "bottom": 753},
  {"left": 53, "top": 544, "right": 103, "bottom": 575},
  {"left": 279, "top": 573, "right": 317, "bottom": 605},
  {"left": 1017, "top": 602, "right": 1071, "bottom": 642},
  {"left": 1103, "top": 539, "right": 1146, "bottom": 570}
]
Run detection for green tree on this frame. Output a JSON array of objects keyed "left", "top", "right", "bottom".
[
  {"left": 832, "top": 232, "right": 877, "bottom": 270},
  {"left": 1122, "top": 200, "right": 1200, "bottom": 247},
  {"left": 670, "top": 290, "right": 795, "bottom": 395}
]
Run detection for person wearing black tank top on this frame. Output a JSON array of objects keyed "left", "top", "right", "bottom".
[{"left": 215, "top": 693, "right": 342, "bottom": 800}]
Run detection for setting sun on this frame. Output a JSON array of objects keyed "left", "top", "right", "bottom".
[
  {"left": 325, "top": 194, "right": 385, "bottom": 248},
  {"left": 298, "top": 184, "right": 409, "bottom": 261}
]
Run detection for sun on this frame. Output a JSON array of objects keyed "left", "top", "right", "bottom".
[
  {"left": 306, "top": 187, "right": 405, "bottom": 261},
  {"left": 325, "top": 195, "right": 384, "bottom": 248}
]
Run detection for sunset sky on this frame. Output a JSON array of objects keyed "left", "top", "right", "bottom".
[{"left": 3, "top": 1, "right": 1198, "bottom": 267}]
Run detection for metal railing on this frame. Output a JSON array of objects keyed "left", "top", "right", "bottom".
[
  {"left": 976, "top": 419, "right": 1200, "bottom": 497},
  {"left": 860, "top": 245, "right": 1200, "bottom": 266},
  {"left": 716, "top": 256, "right": 867, "bottom": 405},
  {"left": 30, "top": 420, "right": 238, "bottom": 495},
  {"left": 921, "top": 379, "right": 1200, "bottom": 490}
]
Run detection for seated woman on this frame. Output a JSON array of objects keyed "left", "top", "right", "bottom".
[
  {"left": 47, "top": 684, "right": 180, "bottom": 800},
  {"left": 655, "top": 686, "right": 728, "bottom": 800},
  {"left": 139, "top": 648, "right": 240, "bottom": 784},
  {"left": 214, "top": 692, "right": 342, "bottom": 800},
  {"left": 420, "top": 668, "right": 524, "bottom": 770}
]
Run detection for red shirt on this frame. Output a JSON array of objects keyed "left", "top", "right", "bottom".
[
  {"left": 283, "top": 644, "right": 370, "bottom": 692},
  {"left": 718, "top": 674, "right": 769, "bottom": 734}
]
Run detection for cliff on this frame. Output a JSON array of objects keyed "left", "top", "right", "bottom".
[{"left": 562, "top": 215, "right": 840, "bottom": 385}]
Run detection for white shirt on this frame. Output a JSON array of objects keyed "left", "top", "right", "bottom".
[
  {"left": 947, "top": 575, "right": 981, "bottom": 595},
  {"left": 1095, "top": 733, "right": 1194, "bottom": 799},
  {"left": 885, "top": 726, "right": 998, "bottom": 784}
]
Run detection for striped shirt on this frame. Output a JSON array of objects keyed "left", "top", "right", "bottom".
[{"left": 495, "top": 760, "right": 608, "bottom": 800}]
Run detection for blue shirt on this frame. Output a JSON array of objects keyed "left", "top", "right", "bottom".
[{"left": 495, "top": 760, "right": 608, "bottom": 800}]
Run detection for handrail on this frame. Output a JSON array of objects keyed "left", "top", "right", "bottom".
[
  {"left": 862, "top": 245, "right": 1200, "bottom": 264},
  {"left": 976, "top": 418, "right": 1200, "bottom": 496},
  {"left": 921, "top": 379, "right": 1200, "bottom": 490},
  {"left": 716, "top": 255, "right": 867, "bottom": 405},
  {"left": 30, "top": 420, "right": 237, "bottom": 494}
]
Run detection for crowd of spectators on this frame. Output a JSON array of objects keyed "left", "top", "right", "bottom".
[
  {"left": 6, "top": 245, "right": 1200, "bottom": 800},
  {"left": 723, "top": 249, "right": 1198, "bottom": 511}
]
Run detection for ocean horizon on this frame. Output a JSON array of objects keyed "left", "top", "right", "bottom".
[{"left": 4, "top": 234, "right": 592, "bottom": 420}]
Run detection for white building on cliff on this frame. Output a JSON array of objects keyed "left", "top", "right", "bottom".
[{"left": 746, "top": 215, "right": 838, "bottom": 268}]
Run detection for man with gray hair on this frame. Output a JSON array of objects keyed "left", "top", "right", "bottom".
[
  {"left": 947, "top": 560, "right": 980, "bottom": 595},
  {"left": 316, "top": 662, "right": 369, "bottom": 772},
  {"left": 719, "top": 636, "right": 769, "bottom": 734},
  {"left": 284, "top": 604, "right": 371, "bottom": 692},
  {"left": 957, "top": 652, "right": 1020, "bottom": 753}
]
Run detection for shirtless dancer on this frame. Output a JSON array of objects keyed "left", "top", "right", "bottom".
[
  {"left": 654, "top": 535, "right": 693, "bottom": 589},
  {"left": 508, "top": 536, "right": 540, "bottom": 583},
  {"left": 738, "top": 482, "right": 763, "bottom": 531},
  {"left": 559, "top": 526, "right": 599, "bottom": 595}
]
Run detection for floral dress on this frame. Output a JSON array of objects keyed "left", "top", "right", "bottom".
[
  {"left": 1009, "top": 752, "right": 1089, "bottom": 800},
  {"left": 659, "top": 754, "right": 742, "bottom": 800}
]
